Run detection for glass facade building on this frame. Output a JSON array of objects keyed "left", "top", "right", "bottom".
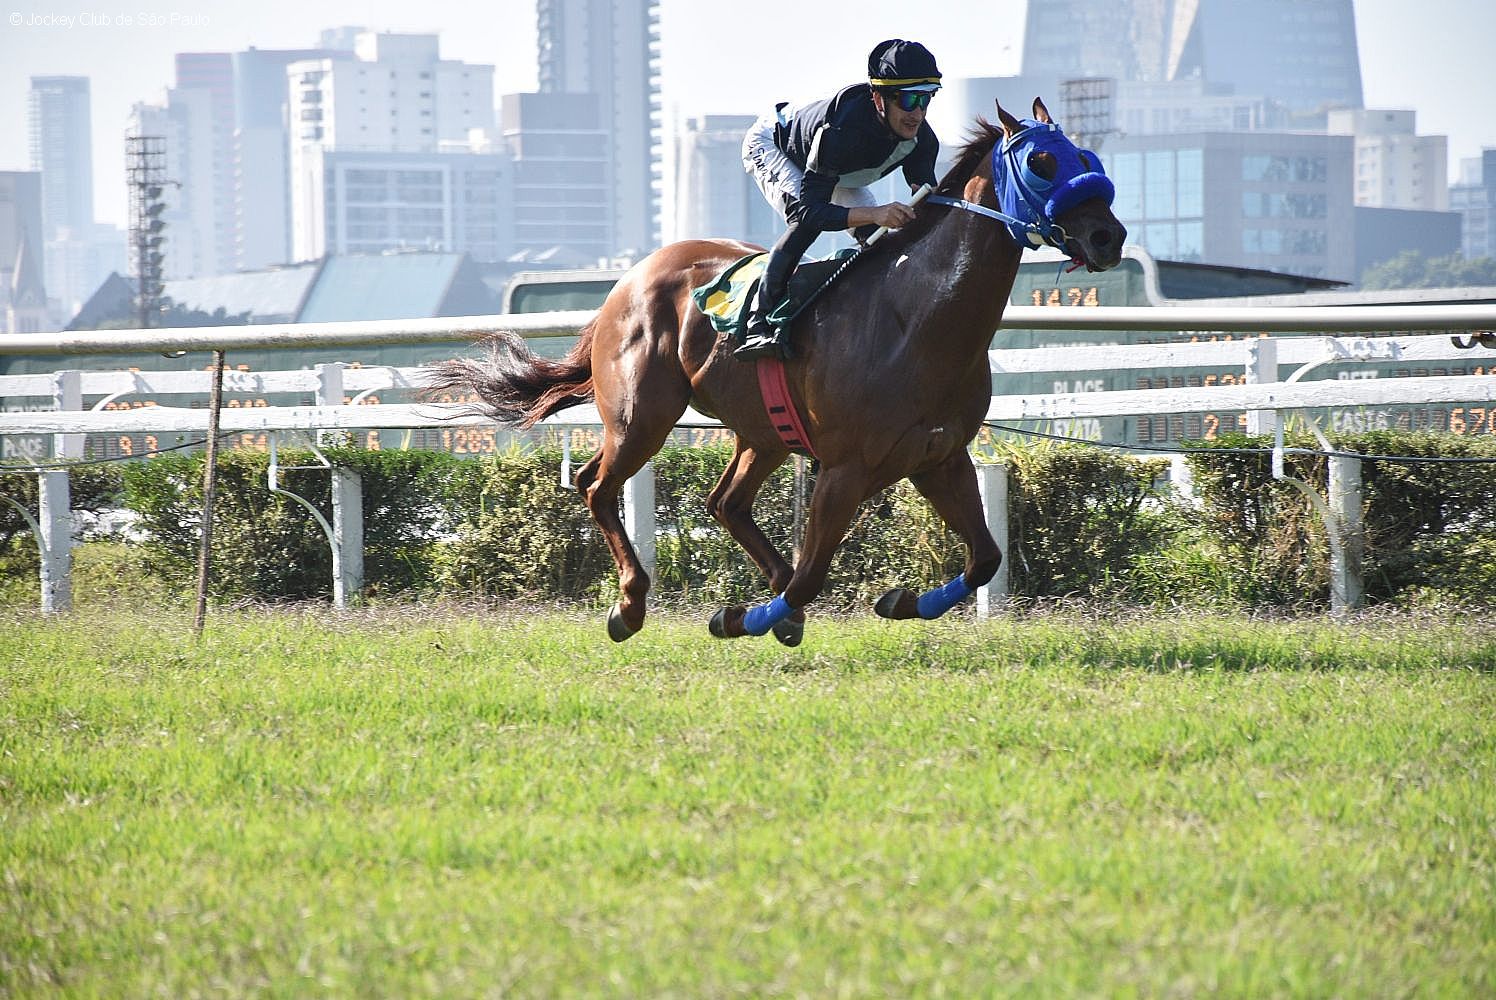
[
  {"left": 1106, "top": 132, "right": 1354, "bottom": 279},
  {"left": 1020, "top": 0, "right": 1362, "bottom": 117}
]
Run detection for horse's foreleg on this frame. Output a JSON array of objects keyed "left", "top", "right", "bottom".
[
  {"left": 706, "top": 443, "right": 804, "bottom": 646},
  {"left": 875, "top": 449, "right": 1002, "bottom": 621},
  {"left": 710, "top": 464, "right": 867, "bottom": 641},
  {"left": 707, "top": 443, "right": 795, "bottom": 590}
]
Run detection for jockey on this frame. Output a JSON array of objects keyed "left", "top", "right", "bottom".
[{"left": 735, "top": 38, "right": 942, "bottom": 361}]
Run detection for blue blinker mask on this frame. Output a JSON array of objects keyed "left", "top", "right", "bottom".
[{"left": 991, "top": 120, "right": 1115, "bottom": 249}]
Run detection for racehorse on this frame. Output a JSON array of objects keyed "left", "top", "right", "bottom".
[{"left": 428, "top": 99, "right": 1126, "bottom": 644}]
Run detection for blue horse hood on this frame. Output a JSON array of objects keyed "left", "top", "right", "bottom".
[{"left": 992, "top": 120, "right": 1115, "bottom": 247}]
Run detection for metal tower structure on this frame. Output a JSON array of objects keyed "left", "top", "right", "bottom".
[
  {"left": 1060, "top": 78, "right": 1117, "bottom": 151},
  {"left": 125, "top": 134, "right": 169, "bottom": 328}
]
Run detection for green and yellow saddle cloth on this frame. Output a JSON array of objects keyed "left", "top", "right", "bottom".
[{"left": 691, "top": 249, "right": 859, "bottom": 343}]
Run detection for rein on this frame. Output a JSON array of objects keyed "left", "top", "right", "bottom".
[{"left": 925, "top": 193, "right": 1070, "bottom": 251}]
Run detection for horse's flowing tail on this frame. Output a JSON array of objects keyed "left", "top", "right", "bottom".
[{"left": 426, "top": 324, "right": 596, "bottom": 428}]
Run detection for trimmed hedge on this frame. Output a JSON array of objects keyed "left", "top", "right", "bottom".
[
  {"left": 1182, "top": 431, "right": 1496, "bottom": 605},
  {"left": 430, "top": 447, "right": 613, "bottom": 601},
  {"left": 117, "top": 448, "right": 462, "bottom": 601},
  {"left": 998, "top": 443, "right": 1172, "bottom": 599},
  {"left": 3, "top": 431, "right": 1492, "bottom": 609}
]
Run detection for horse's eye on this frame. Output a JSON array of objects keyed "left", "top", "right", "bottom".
[
  {"left": 1078, "top": 151, "right": 1094, "bottom": 171},
  {"left": 1027, "top": 151, "right": 1058, "bottom": 181}
]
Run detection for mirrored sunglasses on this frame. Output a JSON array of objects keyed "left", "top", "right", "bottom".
[{"left": 892, "top": 90, "right": 933, "bottom": 112}]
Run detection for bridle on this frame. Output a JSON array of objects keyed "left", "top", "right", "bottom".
[{"left": 926, "top": 120, "right": 1113, "bottom": 265}]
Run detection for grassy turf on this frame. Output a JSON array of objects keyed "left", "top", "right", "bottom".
[{"left": 2, "top": 606, "right": 1492, "bottom": 997}]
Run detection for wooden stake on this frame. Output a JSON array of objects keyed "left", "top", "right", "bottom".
[{"left": 193, "top": 349, "right": 225, "bottom": 637}]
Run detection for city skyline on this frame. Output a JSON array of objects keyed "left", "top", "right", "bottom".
[{"left": 1, "top": 0, "right": 1493, "bottom": 229}]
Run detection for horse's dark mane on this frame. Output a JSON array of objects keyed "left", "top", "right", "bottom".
[
  {"left": 875, "top": 117, "right": 1004, "bottom": 252},
  {"left": 936, "top": 118, "right": 1005, "bottom": 196}
]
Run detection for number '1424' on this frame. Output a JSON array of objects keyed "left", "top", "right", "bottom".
[{"left": 1031, "top": 287, "right": 1100, "bottom": 307}]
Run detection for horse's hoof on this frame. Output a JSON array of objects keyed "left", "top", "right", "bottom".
[
  {"left": 607, "top": 604, "right": 639, "bottom": 643},
  {"left": 772, "top": 612, "right": 805, "bottom": 648},
  {"left": 708, "top": 608, "right": 731, "bottom": 639},
  {"left": 874, "top": 588, "right": 920, "bottom": 620}
]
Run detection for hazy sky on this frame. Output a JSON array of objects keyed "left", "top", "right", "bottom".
[{"left": 1, "top": 0, "right": 1491, "bottom": 228}]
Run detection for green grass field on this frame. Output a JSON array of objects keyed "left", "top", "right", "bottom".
[{"left": 3, "top": 606, "right": 1492, "bottom": 997}]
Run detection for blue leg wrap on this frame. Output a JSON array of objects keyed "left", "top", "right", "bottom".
[
  {"left": 742, "top": 594, "right": 794, "bottom": 636},
  {"left": 916, "top": 574, "right": 973, "bottom": 620}
]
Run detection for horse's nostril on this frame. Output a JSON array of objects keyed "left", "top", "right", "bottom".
[{"left": 1090, "top": 230, "right": 1113, "bottom": 249}]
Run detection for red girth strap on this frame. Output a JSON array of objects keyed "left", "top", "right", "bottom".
[{"left": 755, "top": 357, "right": 818, "bottom": 459}]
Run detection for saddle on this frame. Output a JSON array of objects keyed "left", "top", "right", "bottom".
[{"left": 692, "top": 249, "right": 860, "bottom": 344}]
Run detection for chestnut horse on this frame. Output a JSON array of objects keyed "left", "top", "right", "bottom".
[{"left": 430, "top": 99, "right": 1126, "bottom": 643}]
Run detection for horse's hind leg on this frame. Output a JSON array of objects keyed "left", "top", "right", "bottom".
[
  {"left": 580, "top": 368, "right": 691, "bottom": 642},
  {"left": 875, "top": 448, "right": 1002, "bottom": 621}
]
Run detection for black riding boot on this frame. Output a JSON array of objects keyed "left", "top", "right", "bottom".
[
  {"left": 734, "top": 280, "right": 787, "bottom": 361},
  {"left": 734, "top": 228, "right": 810, "bottom": 361}
]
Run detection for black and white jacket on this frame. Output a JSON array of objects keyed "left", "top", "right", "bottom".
[{"left": 774, "top": 83, "right": 939, "bottom": 232}]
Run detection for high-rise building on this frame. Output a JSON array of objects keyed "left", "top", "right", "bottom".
[
  {"left": 172, "top": 54, "right": 237, "bottom": 277},
  {"left": 1188, "top": 0, "right": 1362, "bottom": 118},
  {"left": 1450, "top": 151, "right": 1496, "bottom": 260},
  {"left": 285, "top": 32, "right": 498, "bottom": 262},
  {"left": 930, "top": 75, "right": 1291, "bottom": 178},
  {"left": 953, "top": 0, "right": 1369, "bottom": 282},
  {"left": 28, "top": 76, "right": 127, "bottom": 314},
  {"left": 44, "top": 226, "right": 128, "bottom": 320},
  {"left": 536, "top": 0, "right": 662, "bottom": 255},
  {"left": 1020, "top": 4, "right": 1142, "bottom": 84},
  {"left": 27, "top": 77, "right": 94, "bottom": 240},
  {"left": 287, "top": 33, "right": 494, "bottom": 155},
  {"left": 128, "top": 56, "right": 239, "bottom": 280},
  {"left": 1328, "top": 109, "right": 1448, "bottom": 212},
  {"left": 233, "top": 46, "right": 337, "bottom": 271},
  {"left": 1114, "top": 79, "right": 1293, "bottom": 140},
  {"left": 671, "top": 115, "right": 779, "bottom": 248},
  {"left": 501, "top": 92, "right": 611, "bottom": 263}
]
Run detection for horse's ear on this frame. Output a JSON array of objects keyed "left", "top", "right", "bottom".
[
  {"left": 1033, "top": 97, "right": 1053, "bottom": 124},
  {"left": 994, "top": 99, "right": 1022, "bottom": 138}
]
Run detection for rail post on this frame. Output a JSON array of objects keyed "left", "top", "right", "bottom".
[
  {"left": 1245, "top": 337, "right": 1279, "bottom": 436},
  {"left": 316, "top": 363, "right": 364, "bottom": 606},
  {"left": 975, "top": 461, "right": 1009, "bottom": 618},
  {"left": 1328, "top": 454, "right": 1365, "bottom": 612},
  {"left": 1169, "top": 453, "right": 1196, "bottom": 504},
  {"left": 331, "top": 467, "right": 364, "bottom": 608},
  {"left": 623, "top": 461, "right": 656, "bottom": 584},
  {"left": 38, "top": 370, "right": 82, "bottom": 613}
]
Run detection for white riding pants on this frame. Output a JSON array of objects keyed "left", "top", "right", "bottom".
[{"left": 741, "top": 110, "right": 877, "bottom": 228}]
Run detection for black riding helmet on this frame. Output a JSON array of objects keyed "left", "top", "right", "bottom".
[{"left": 867, "top": 39, "right": 942, "bottom": 91}]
